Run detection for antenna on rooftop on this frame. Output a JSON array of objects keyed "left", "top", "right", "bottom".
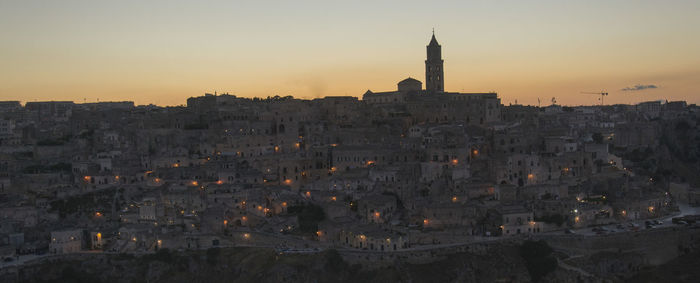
[{"left": 581, "top": 91, "right": 609, "bottom": 105}]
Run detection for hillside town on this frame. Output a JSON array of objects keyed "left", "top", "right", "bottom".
[{"left": 1, "top": 35, "right": 700, "bottom": 281}]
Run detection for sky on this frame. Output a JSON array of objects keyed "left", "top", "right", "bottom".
[{"left": 1, "top": 0, "right": 699, "bottom": 106}]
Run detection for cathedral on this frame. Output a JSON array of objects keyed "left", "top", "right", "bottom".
[{"left": 363, "top": 33, "right": 502, "bottom": 126}]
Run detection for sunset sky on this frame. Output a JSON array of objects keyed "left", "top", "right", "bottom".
[{"left": 1, "top": 0, "right": 699, "bottom": 106}]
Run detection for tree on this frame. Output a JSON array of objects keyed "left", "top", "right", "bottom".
[
  {"left": 323, "top": 249, "right": 347, "bottom": 273},
  {"left": 519, "top": 240, "right": 558, "bottom": 282},
  {"left": 206, "top": 247, "right": 220, "bottom": 265},
  {"left": 592, "top": 132, "right": 604, "bottom": 144},
  {"left": 289, "top": 204, "right": 326, "bottom": 234}
]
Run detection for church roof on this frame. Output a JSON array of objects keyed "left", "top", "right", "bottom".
[
  {"left": 398, "top": 77, "right": 421, "bottom": 84},
  {"left": 428, "top": 34, "right": 440, "bottom": 46}
]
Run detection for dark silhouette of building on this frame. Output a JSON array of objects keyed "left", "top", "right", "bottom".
[{"left": 425, "top": 32, "right": 444, "bottom": 92}]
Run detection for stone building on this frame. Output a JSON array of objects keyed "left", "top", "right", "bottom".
[{"left": 50, "top": 229, "right": 83, "bottom": 254}]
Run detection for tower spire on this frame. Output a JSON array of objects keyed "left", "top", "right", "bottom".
[{"left": 425, "top": 32, "right": 444, "bottom": 92}]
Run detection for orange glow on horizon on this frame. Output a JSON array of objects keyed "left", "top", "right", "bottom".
[{"left": 2, "top": 3, "right": 699, "bottom": 108}]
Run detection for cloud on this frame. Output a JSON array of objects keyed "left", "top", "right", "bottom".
[{"left": 621, "top": 84, "right": 658, "bottom": 91}]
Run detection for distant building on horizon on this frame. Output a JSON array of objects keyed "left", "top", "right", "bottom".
[{"left": 362, "top": 33, "right": 502, "bottom": 126}]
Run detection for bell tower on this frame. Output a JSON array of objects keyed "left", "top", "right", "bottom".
[{"left": 425, "top": 31, "right": 444, "bottom": 92}]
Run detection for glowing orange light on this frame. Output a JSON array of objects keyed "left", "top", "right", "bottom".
[
  {"left": 173, "top": 163, "right": 180, "bottom": 168},
  {"left": 527, "top": 173, "right": 534, "bottom": 180},
  {"left": 281, "top": 202, "right": 287, "bottom": 207},
  {"left": 257, "top": 205, "right": 263, "bottom": 211},
  {"left": 374, "top": 212, "right": 380, "bottom": 218},
  {"left": 242, "top": 216, "right": 247, "bottom": 221},
  {"left": 452, "top": 196, "right": 458, "bottom": 202},
  {"left": 191, "top": 181, "right": 198, "bottom": 186},
  {"left": 284, "top": 179, "right": 292, "bottom": 185},
  {"left": 316, "top": 230, "right": 322, "bottom": 236},
  {"left": 451, "top": 159, "right": 458, "bottom": 165},
  {"left": 223, "top": 220, "right": 228, "bottom": 225},
  {"left": 216, "top": 180, "right": 223, "bottom": 185},
  {"left": 95, "top": 212, "right": 102, "bottom": 217},
  {"left": 305, "top": 191, "right": 311, "bottom": 197},
  {"left": 423, "top": 219, "right": 429, "bottom": 225},
  {"left": 154, "top": 178, "right": 161, "bottom": 183},
  {"left": 472, "top": 149, "right": 479, "bottom": 155},
  {"left": 83, "top": 176, "right": 91, "bottom": 181},
  {"left": 331, "top": 196, "right": 337, "bottom": 201}
]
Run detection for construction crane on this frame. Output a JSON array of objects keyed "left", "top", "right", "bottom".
[{"left": 581, "top": 91, "right": 609, "bottom": 105}]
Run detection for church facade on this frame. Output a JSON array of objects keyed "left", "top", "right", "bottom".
[{"left": 363, "top": 34, "right": 501, "bottom": 126}]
